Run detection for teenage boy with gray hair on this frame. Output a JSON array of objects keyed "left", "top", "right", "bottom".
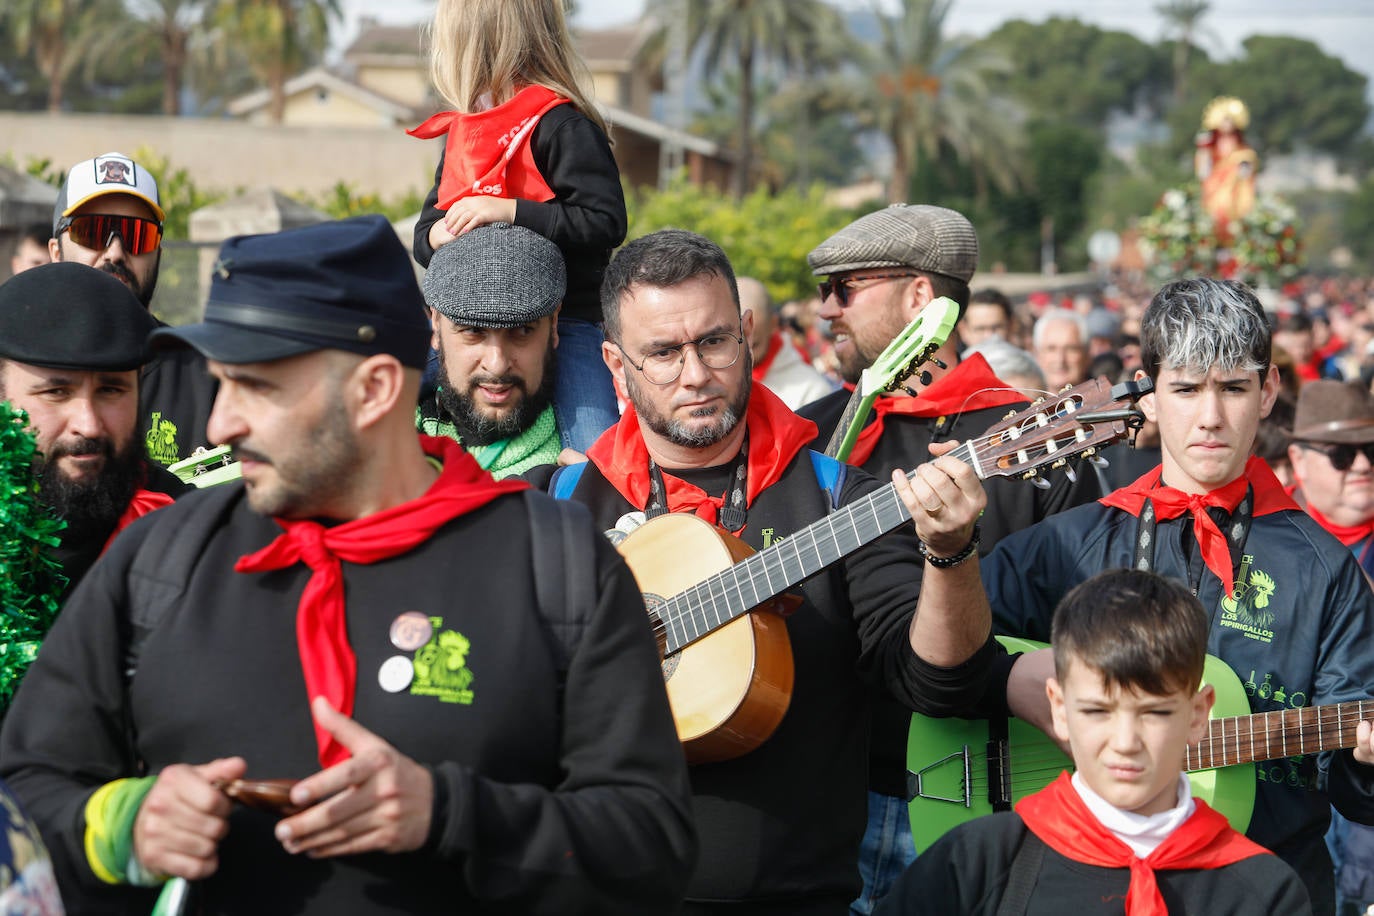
[
  {"left": 984, "top": 277, "right": 1374, "bottom": 915},
  {"left": 877, "top": 568, "right": 1311, "bottom": 915}
]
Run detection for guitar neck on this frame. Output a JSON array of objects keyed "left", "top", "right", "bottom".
[
  {"left": 660, "top": 474, "right": 914, "bottom": 656},
  {"left": 1185, "top": 699, "right": 1372, "bottom": 771},
  {"left": 824, "top": 389, "right": 879, "bottom": 462}
]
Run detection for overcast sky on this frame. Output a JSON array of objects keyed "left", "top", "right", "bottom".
[{"left": 336, "top": 0, "right": 1374, "bottom": 94}]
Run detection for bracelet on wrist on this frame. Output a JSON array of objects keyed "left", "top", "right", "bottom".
[{"left": 918, "top": 524, "right": 980, "bottom": 569}]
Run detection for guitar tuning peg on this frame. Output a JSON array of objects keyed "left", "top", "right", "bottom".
[
  {"left": 930, "top": 358, "right": 948, "bottom": 370},
  {"left": 1089, "top": 456, "right": 1110, "bottom": 469},
  {"left": 1063, "top": 466, "right": 1077, "bottom": 483},
  {"left": 902, "top": 386, "right": 919, "bottom": 397},
  {"left": 917, "top": 371, "right": 933, "bottom": 386},
  {"left": 1030, "top": 476, "right": 1052, "bottom": 490},
  {"left": 1003, "top": 409, "right": 1017, "bottom": 420}
]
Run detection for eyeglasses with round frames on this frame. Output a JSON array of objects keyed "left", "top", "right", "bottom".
[
  {"left": 816, "top": 272, "right": 918, "bottom": 307},
  {"left": 615, "top": 329, "right": 744, "bottom": 385},
  {"left": 1296, "top": 440, "right": 1374, "bottom": 472}
]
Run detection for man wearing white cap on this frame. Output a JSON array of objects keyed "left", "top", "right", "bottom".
[{"left": 49, "top": 152, "right": 217, "bottom": 468}]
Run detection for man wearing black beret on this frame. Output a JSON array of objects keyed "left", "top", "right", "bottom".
[
  {"left": 0, "top": 262, "right": 183, "bottom": 598},
  {"left": 0, "top": 215, "right": 695, "bottom": 915},
  {"left": 419, "top": 222, "right": 569, "bottom": 479}
]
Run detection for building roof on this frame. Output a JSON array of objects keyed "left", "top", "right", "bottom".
[
  {"left": 342, "top": 18, "right": 648, "bottom": 69},
  {"left": 225, "top": 67, "right": 420, "bottom": 122}
]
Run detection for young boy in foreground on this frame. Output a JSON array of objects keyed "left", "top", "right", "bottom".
[{"left": 875, "top": 569, "right": 1311, "bottom": 915}]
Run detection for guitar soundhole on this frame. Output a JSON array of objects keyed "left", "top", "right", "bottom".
[{"left": 643, "top": 592, "right": 679, "bottom": 680}]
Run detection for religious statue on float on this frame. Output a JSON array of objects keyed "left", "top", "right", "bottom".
[{"left": 1194, "top": 95, "right": 1258, "bottom": 243}]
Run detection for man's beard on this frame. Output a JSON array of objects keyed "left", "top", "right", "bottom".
[
  {"left": 627, "top": 351, "right": 752, "bottom": 449},
  {"left": 436, "top": 342, "right": 557, "bottom": 447},
  {"left": 98, "top": 255, "right": 159, "bottom": 308},
  {"left": 38, "top": 435, "right": 142, "bottom": 533}
]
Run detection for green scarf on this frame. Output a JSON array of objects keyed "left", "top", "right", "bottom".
[{"left": 417, "top": 398, "right": 561, "bottom": 479}]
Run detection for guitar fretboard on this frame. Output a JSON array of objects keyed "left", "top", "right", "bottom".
[
  {"left": 660, "top": 477, "right": 914, "bottom": 656},
  {"left": 1185, "top": 699, "right": 1370, "bottom": 770}
]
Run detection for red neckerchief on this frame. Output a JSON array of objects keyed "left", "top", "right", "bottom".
[
  {"left": 1017, "top": 772, "right": 1268, "bottom": 916},
  {"left": 585, "top": 384, "right": 817, "bottom": 527},
  {"left": 751, "top": 331, "right": 786, "bottom": 381},
  {"left": 1303, "top": 499, "right": 1374, "bottom": 547},
  {"left": 407, "top": 85, "right": 568, "bottom": 210},
  {"left": 101, "top": 489, "right": 175, "bottom": 554},
  {"left": 1100, "top": 456, "right": 1298, "bottom": 597},
  {"left": 235, "top": 437, "right": 529, "bottom": 768},
  {"left": 848, "top": 354, "right": 1025, "bottom": 466}
]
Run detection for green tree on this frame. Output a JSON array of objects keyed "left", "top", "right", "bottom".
[
  {"left": 3, "top": 0, "right": 118, "bottom": 112},
  {"left": 646, "top": 0, "right": 843, "bottom": 199},
  {"left": 1163, "top": 35, "right": 1370, "bottom": 162},
  {"left": 211, "top": 0, "right": 340, "bottom": 124},
  {"left": 1155, "top": 0, "right": 1212, "bottom": 103},
  {"left": 983, "top": 17, "right": 1170, "bottom": 128},
  {"left": 847, "top": 0, "right": 1027, "bottom": 203},
  {"left": 127, "top": 0, "right": 212, "bottom": 115}
]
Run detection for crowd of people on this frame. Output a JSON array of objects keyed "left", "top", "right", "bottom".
[{"left": 2, "top": 1, "right": 1374, "bottom": 915}]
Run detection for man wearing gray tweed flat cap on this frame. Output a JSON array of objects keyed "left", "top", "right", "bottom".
[
  {"left": 419, "top": 223, "right": 572, "bottom": 479},
  {"left": 797, "top": 203, "right": 1102, "bottom": 915}
]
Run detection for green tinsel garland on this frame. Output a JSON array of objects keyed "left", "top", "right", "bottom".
[{"left": 0, "top": 402, "right": 67, "bottom": 712}]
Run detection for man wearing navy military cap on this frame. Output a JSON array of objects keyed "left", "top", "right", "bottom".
[
  {"left": 0, "top": 261, "right": 181, "bottom": 598},
  {"left": 0, "top": 215, "right": 695, "bottom": 915},
  {"left": 419, "top": 222, "right": 568, "bottom": 478}
]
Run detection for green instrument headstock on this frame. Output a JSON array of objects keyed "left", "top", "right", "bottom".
[
  {"left": 856, "top": 296, "right": 960, "bottom": 399},
  {"left": 168, "top": 445, "right": 242, "bottom": 489}
]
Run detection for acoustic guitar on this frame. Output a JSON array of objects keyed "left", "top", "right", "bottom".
[
  {"left": 906, "top": 636, "right": 1374, "bottom": 849},
  {"left": 617, "top": 377, "right": 1150, "bottom": 764}
]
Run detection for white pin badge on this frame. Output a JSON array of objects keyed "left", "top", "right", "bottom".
[{"left": 378, "top": 656, "right": 415, "bottom": 693}]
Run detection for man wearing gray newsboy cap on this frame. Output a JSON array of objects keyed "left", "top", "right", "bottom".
[
  {"left": 798, "top": 204, "right": 1102, "bottom": 914},
  {"left": 419, "top": 222, "right": 569, "bottom": 478}
]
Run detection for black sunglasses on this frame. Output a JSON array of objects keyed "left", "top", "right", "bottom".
[
  {"left": 816, "top": 272, "right": 918, "bottom": 307},
  {"left": 1297, "top": 441, "right": 1374, "bottom": 472},
  {"left": 57, "top": 213, "right": 163, "bottom": 255}
]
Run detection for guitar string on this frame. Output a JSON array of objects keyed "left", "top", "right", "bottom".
[{"left": 649, "top": 405, "right": 1102, "bottom": 647}]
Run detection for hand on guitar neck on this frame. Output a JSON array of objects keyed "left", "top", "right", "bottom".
[{"left": 891, "top": 451, "right": 993, "bottom": 668}]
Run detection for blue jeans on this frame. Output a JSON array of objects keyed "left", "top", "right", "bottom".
[
  {"left": 553, "top": 317, "right": 618, "bottom": 452},
  {"left": 850, "top": 790, "right": 917, "bottom": 915}
]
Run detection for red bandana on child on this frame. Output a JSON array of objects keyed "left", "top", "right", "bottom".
[
  {"left": 1017, "top": 772, "right": 1268, "bottom": 916},
  {"left": 102, "top": 489, "right": 174, "bottom": 553},
  {"left": 1100, "top": 456, "right": 1298, "bottom": 597},
  {"left": 847, "top": 354, "right": 1025, "bottom": 466},
  {"left": 586, "top": 384, "right": 817, "bottom": 527},
  {"left": 407, "top": 85, "right": 569, "bottom": 210},
  {"left": 235, "top": 437, "right": 529, "bottom": 768}
]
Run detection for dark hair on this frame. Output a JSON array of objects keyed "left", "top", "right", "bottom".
[
  {"left": 1140, "top": 278, "right": 1270, "bottom": 382},
  {"left": 927, "top": 272, "right": 971, "bottom": 317},
  {"left": 1253, "top": 392, "right": 1295, "bottom": 464},
  {"left": 600, "top": 229, "right": 739, "bottom": 341},
  {"left": 968, "top": 287, "right": 1013, "bottom": 321},
  {"left": 1088, "top": 351, "right": 1124, "bottom": 382},
  {"left": 1052, "top": 568, "right": 1208, "bottom": 697},
  {"left": 12, "top": 223, "right": 49, "bottom": 258},
  {"left": 1276, "top": 312, "right": 1313, "bottom": 334}
]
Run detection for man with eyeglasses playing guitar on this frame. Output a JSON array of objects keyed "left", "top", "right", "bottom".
[
  {"left": 49, "top": 152, "right": 217, "bottom": 469},
  {"left": 544, "top": 228, "right": 1002, "bottom": 916},
  {"left": 982, "top": 278, "right": 1374, "bottom": 916},
  {"left": 797, "top": 204, "right": 1105, "bottom": 914}
]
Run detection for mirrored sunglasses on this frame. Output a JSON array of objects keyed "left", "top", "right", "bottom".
[{"left": 59, "top": 214, "right": 163, "bottom": 255}]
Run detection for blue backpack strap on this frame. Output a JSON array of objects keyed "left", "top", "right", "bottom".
[
  {"left": 808, "top": 450, "right": 848, "bottom": 511},
  {"left": 549, "top": 460, "right": 588, "bottom": 500}
]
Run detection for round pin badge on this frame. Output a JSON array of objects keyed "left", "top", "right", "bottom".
[
  {"left": 378, "top": 656, "right": 414, "bottom": 693},
  {"left": 389, "top": 611, "right": 433, "bottom": 652}
]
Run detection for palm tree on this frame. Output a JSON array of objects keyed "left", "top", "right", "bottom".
[
  {"left": 1156, "top": 0, "right": 1212, "bottom": 103},
  {"left": 645, "top": 0, "right": 841, "bottom": 199},
  {"left": 4, "top": 0, "right": 113, "bottom": 112},
  {"left": 848, "top": 0, "right": 1026, "bottom": 203},
  {"left": 129, "top": 0, "right": 211, "bottom": 115},
  {"left": 212, "top": 0, "right": 340, "bottom": 124}
]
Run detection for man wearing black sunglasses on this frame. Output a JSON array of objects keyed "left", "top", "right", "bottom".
[
  {"left": 49, "top": 152, "right": 217, "bottom": 469},
  {"left": 1288, "top": 380, "right": 1374, "bottom": 579}
]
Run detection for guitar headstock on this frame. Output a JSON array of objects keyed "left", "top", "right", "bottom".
[
  {"left": 970, "top": 376, "right": 1151, "bottom": 483},
  {"left": 855, "top": 297, "right": 959, "bottom": 399}
]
